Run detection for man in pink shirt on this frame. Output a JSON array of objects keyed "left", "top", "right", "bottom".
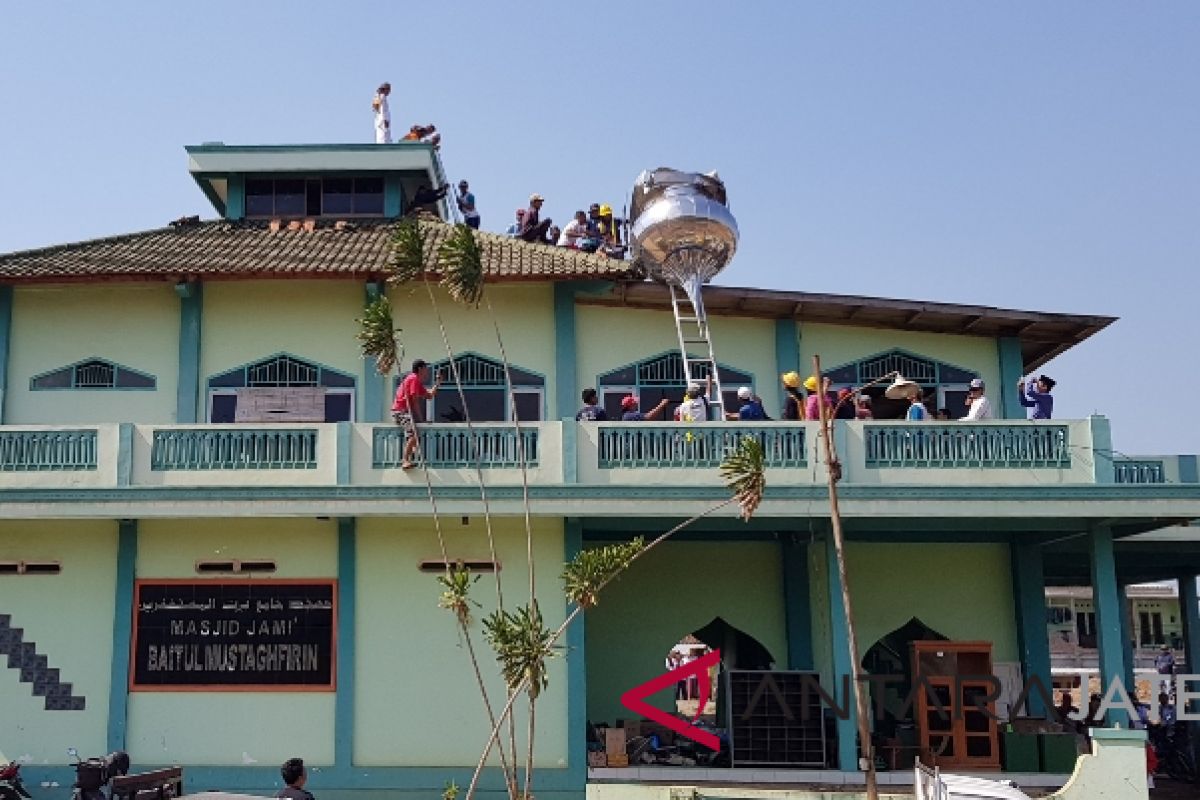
[
  {"left": 392, "top": 359, "right": 441, "bottom": 469},
  {"left": 804, "top": 375, "right": 835, "bottom": 421}
]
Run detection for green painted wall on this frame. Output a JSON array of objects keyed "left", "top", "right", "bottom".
[
  {"left": 0, "top": 520, "right": 117, "bottom": 762},
  {"left": 584, "top": 540, "right": 787, "bottom": 727},
  {"left": 200, "top": 281, "right": 364, "bottom": 419},
  {"left": 7, "top": 284, "right": 179, "bottom": 423},
  {"left": 798, "top": 322, "right": 1001, "bottom": 393},
  {"left": 125, "top": 519, "right": 339, "bottom": 765},
  {"left": 844, "top": 542, "right": 1018, "bottom": 663},
  {"left": 384, "top": 283, "right": 558, "bottom": 418},
  {"left": 574, "top": 305, "right": 779, "bottom": 411},
  {"left": 354, "top": 516, "right": 569, "bottom": 767}
]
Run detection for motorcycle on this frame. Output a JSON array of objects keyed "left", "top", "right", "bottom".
[
  {"left": 0, "top": 751, "right": 33, "bottom": 800},
  {"left": 67, "top": 749, "right": 129, "bottom": 800}
]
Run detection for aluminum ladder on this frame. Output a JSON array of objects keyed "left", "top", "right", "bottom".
[{"left": 668, "top": 282, "right": 724, "bottom": 420}]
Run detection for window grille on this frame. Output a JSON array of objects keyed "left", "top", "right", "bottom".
[
  {"left": 74, "top": 360, "right": 115, "bottom": 388},
  {"left": 30, "top": 358, "right": 156, "bottom": 390}
]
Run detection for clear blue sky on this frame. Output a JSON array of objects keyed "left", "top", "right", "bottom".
[{"left": 1, "top": 2, "right": 1196, "bottom": 454}]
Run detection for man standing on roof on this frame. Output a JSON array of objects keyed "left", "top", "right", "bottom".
[
  {"left": 1018, "top": 374, "right": 1056, "bottom": 419},
  {"left": 457, "top": 181, "right": 480, "bottom": 229},
  {"left": 372, "top": 83, "right": 392, "bottom": 144}
]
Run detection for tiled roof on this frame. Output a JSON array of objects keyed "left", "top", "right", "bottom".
[{"left": 0, "top": 217, "right": 635, "bottom": 283}]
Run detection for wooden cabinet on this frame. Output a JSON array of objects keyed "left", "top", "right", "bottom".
[{"left": 911, "top": 641, "right": 1000, "bottom": 770}]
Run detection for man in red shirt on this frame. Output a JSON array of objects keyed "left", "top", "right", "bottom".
[{"left": 392, "top": 359, "right": 441, "bottom": 469}]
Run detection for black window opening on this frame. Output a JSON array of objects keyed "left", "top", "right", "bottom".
[
  {"left": 207, "top": 354, "right": 356, "bottom": 423},
  {"left": 824, "top": 349, "right": 979, "bottom": 420},
  {"left": 30, "top": 358, "right": 157, "bottom": 391},
  {"left": 597, "top": 351, "right": 753, "bottom": 421},
  {"left": 401, "top": 353, "right": 545, "bottom": 423},
  {"left": 245, "top": 177, "right": 385, "bottom": 218}
]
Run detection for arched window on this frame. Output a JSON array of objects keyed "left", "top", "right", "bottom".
[
  {"left": 597, "top": 352, "right": 754, "bottom": 420},
  {"left": 397, "top": 353, "right": 545, "bottom": 422},
  {"left": 30, "top": 358, "right": 156, "bottom": 391},
  {"left": 824, "top": 349, "right": 978, "bottom": 419},
  {"left": 207, "top": 353, "right": 356, "bottom": 423}
]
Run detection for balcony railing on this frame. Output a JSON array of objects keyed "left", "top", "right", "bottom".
[
  {"left": 0, "top": 417, "right": 1188, "bottom": 491},
  {"left": 0, "top": 429, "right": 97, "bottom": 472},
  {"left": 372, "top": 425, "right": 540, "bottom": 468},
  {"left": 1115, "top": 459, "right": 1166, "bottom": 484},
  {"left": 597, "top": 424, "right": 806, "bottom": 469},
  {"left": 151, "top": 428, "right": 318, "bottom": 470},
  {"left": 862, "top": 423, "right": 1071, "bottom": 469}
]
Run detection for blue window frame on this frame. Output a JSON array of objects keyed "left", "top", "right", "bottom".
[
  {"left": 30, "top": 358, "right": 156, "bottom": 391},
  {"left": 394, "top": 353, "right": 545, "bottom": 422},
  {"left": 206, "top": 353, "right": 356, "bottom": 423},
  {"left": 596, "top": 351, "right": 753, "bottom": 420}
]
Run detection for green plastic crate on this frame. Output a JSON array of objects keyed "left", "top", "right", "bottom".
[
  {"left": 1002, "top": 730, "right": 1040, "bottom": 773},
  {"left": 1039, "top": 733, "right": 1080, "bottom": 773}
]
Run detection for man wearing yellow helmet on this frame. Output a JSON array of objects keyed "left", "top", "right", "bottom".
[{"left": 780, "top": 371, "right": 806, "bottom": 420}]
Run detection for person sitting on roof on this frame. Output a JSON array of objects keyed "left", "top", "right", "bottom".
[
  {"left": 405, "top": 183, "right": 449, "bottom": 215},
  {"left": 401, "top": 123, "right": 437, "bottom": 142},
  {"left": 577, "top": 203, "right": 605, "bottom": 253},
  {"left": 456, "top": 181, "right": 480, "bottom": 229},
  {"left": 621, "top": 395, "right": 670, "bottom": 421},
  {"left": 596, "top": 204, "right": 627, "bottom": 258},
  {"left": 557, "top": 211, "right": 588, "bottom": 248},
  {"left": 519, "top": 194, "right": 553, "bottom": 244},
  {"left": 505, "top": 209, "right": 526, "bottom": 237}
]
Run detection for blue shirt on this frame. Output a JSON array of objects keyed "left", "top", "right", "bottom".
[
  {"left": 907, "top": 403, "right": 928, "bottom": 421},
  {"left": 575, "top": 405, "right": 607, "bottom": 421},
  {"left": 621, "top": 411, "right": 645, "bottom": 421},
  {"left": 1019, "top": 385, "right": 1054, "bottom": 419},
  {"left": 737, "top": 400, "right": 766, "bottom": 420}
]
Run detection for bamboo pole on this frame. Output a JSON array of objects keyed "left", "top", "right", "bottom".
[{"left": 813, "top": 355, "right": 878, "bottom": 800}]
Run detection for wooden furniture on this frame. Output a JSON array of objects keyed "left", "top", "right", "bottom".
[
  {"left": 911, "top": 641, "right": 1000, "bottom": 770},
  {"left": 111, "top": 767, "right": 183, "bottom": 800}
]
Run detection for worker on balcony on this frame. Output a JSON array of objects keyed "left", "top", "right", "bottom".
[
  {"left": 961, "top": 378, "right": 994, "bottom": 420},
  {"left": 621, "top": 395, "right": 670, "bottom": 421},
  {"left": 726, "top": 387, "right": 767, "bottom": 421},
  {"left": 1019, "top": 374, "right": 1056, "bottom": 419},
  {"left": 392, "top": 359, "right": 442, "bottom": 470},
  {"left": 780, "top": 372, "right": 806, "bottom": 420}
]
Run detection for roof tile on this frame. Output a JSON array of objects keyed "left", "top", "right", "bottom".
[{"left": 0, "top": 218, "right": 634, "bottom": 283}]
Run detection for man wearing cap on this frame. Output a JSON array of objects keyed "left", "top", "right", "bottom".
[
  {"left": 1018, "top": 374, "right": 1056, "bottom": 419},
  {"left": 519, "top": 194, "right": 553, "bottom": 244},
  {"left": 960, "top": 378, "right": 994, "bottom": 421},
  {"left": 726, "top": 387, "right": 767, "bottom": 421},
  {"left": 621, "top": 395, "right": 670, "bottom": 422},
  {"left": 677, "top": 377, "right": 712, "bottom": 423},
  {"left": 456, "top": 181, "right": 480, "bottom": 229}
]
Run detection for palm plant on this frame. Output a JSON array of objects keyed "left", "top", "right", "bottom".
[
  {"left": 465, "top": 437, "right": 767, "bottom": 800},
  {"left": 355, "top": 295, "right": 401, "bottom": 375}
]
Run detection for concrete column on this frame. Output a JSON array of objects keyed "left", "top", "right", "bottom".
[
  {"left": 362, "top": 281, "right": 386, "bottom": 422},
  {"left": 1178, "top": 575, "right": 1200, "bottom": 767},
  {"left": 107, "top": 520, "right": 137, "bottom": 751},
  {"left": 175, "top": 281, "right": 203, "bottom": 422},
  {"left": 997, "top": 336, "right": 1024, "bottom": 419},
  {"left": 775, "top": 319, "right": 800, "bottom": 417},
  {"left": 565, "top": 518, "right": 587, "bottom": 788},
  {"left": 825, "top": 535, "right": 859, "bottom": 770},
  {"left": 0, "top": 285, "right": 11, "bottom": 424},
  {"left": 1089, "top": 526, "right": 1129, "bottom": 725},
  {"left": 782, "top": 536, "right": 813, "bottom": 670},
  {"left": 335, "top": 518, "right": 357, "bottom": 768},
  {"left": 1117, "top": 581, "right": 1136, "bottom": 693},
  {"left": 554, "top": 283, "right": 578, "bottom": 420},
  {"left": 1011, "top": 539, "right": 1052, "bottom": 716}
]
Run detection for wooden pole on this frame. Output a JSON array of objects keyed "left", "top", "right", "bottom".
[{"left": 813, "top": 355, "right": 878, "bottom": 800}]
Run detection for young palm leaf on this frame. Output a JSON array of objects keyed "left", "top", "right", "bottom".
[
  {"left": 721, "top": 436, "right": 767, "bottom": 520},
  {"left": 439, "top": 223, "right": 486, "bottom": 307},
  {"left": 390, "top": 216, "right": 429, "bottom": 284},
  {"left": 355, "top": 295, "right": 400, "bottom": 375},
  {"left": 437, "top": 563, "right": 482, "bottom": 626},
  {"left": 561, "top": 537, "right": 645, "bottom": 609},
  {"left": 483, "top": 603, "right": 557, "bottom": 700}
]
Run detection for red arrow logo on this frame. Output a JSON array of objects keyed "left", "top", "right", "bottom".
[{"left": 620, "top": 648, "right": 721, "bottom": 751}]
